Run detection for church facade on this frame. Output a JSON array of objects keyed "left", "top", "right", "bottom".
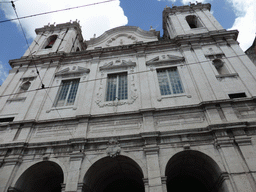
[{"left": 0, "top": 2, "right": 256, "bottom": 192}]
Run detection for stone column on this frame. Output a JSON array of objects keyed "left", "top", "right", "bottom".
[
  {"left": 143, "top": 178, "right": 149, "bottom": 192},
  {"left": 61, "top": 184, "right": 66, "bottom": 192},
  {"left": 214, "top": 129, "right": 244, "bottom": 192},
  {"left": 161, "top": 177, "right": 167, "bottom": 192},
  {"left": 1, "top": 153, "right": 23, "bottom": 192},
  {"left": 233, "top": 130, "right": 256, "bottom": 191},
  {"left": 144, "top": 145, "right": 163, "bottom": 192},
  {"left": 65, "top": 152, "right": 84, "bottom": 192}
]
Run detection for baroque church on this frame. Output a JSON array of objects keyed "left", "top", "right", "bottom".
[{"left": 0, "top": 2, "right": 256, "bottom": 192}]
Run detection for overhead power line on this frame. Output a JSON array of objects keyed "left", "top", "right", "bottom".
[
  {"left": 0, "top": 0, "right": 117, "bottom": 24},
  {"left": 0, "top": 0, "right": 19, "bottom": 3},
  {"left": 11, "top": 0, "right": 44, "bottom": 89},
  {"left": 0, "top": 53, "right": 251, "bottom": 99}
]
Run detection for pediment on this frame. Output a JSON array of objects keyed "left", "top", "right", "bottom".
[
  {"left": 146, "top": 54, "right": 185, "bottom": 66},
  {"left": 55, "top": 65, "right": 90, "bottom": 77},
  {"left": 99, "top": 59, "right": 136, "bottom": 71},
  {"left": 86, "top": 26, "right": 159, "bottom": 50}
]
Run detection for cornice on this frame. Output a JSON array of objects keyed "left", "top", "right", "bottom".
[
  {"left": 8, "top": 30, "right": 239, "bottom": 69},
  {"left": 1, "top": 97, "right": 255, "bottom": 130},
  {"left": 35, "top": 21, "right": 82, "bottom": 35},
  {"left": 163, "top": 3, "right": 211, "bottom": 15}
]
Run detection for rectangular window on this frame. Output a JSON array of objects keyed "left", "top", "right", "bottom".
[
  {"left": 157, "top": 68, "right": 184, "bottom": 95},
  {"left": 106, "top": 73, "right": 128, "bottom": 101},
  {"left": 54, "top": 79, "right": 79, "bottom": 107}
]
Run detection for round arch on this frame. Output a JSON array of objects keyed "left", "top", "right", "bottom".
[
  {"left": 165, "top": 150, "right": 227, "bottom": 192},
  {"left": 14, "top": 161, "right": 64, "bottom": 192},
  {"left": 83, "top": 155, "right": 145, "bottom": 192}
]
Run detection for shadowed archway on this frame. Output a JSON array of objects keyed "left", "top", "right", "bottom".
[
  {"left": 14, "top": 161, "right": 64, "bottom": 192},
  {"left": 83, "top": 155, "right": 144, "bottom": 192},
  {"left": 165, "top": 150, "right": 228, "bottom": 192}
]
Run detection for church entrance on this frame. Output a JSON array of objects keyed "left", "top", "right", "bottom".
[
  {"left": 13, "top": 161, "right": 64, "bottom": 192},
  {"left": 83, "top": 155, "right": 144, "bottom": 192},
  {"left": 165, "top": 150, "right": 226, "bottom": 192}
]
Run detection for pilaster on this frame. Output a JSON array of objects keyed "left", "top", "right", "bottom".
[
  {"left": 144, "top": 145, "right": 163, "bottom": 192},
  {"left": 136, "top": 52, "right": 152, "bottom": 109},
  {"left": 65, "top": 152, "right": 84, "bottom": 192}
]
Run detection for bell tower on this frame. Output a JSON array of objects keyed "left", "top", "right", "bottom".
[
  {"left": 163, "top": 2, "right": 224, "bottom": 39},
  {"left": 23, "top": 21, "right": 85, "bottom": 57}
]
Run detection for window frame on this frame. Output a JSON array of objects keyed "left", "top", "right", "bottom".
[
  {"left": 156, "top": 67, "right": 185, "bottom": 96},
  {"left": 53, "top": 78, "right": 80, "bottom": 108},
  {"left": 105, "top": 72, "right": 128, "bottom": 101}
]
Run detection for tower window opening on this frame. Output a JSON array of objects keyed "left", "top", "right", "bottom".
[
  {"left": 186, "top": 15, "right": 202, "bottom": 29},
  {"left": 45, "top": 35, "right": 58, "bottom": 49}
]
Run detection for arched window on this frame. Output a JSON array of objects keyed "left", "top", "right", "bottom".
[
  {"left": 186, "top": 15, "right": 203, "bottom": 29},
  {"left": 212, "top": 59, "right": 229, "bottom": 75},
  {"left": 45, "top": 35, "right": 58, "bottom": 49}
]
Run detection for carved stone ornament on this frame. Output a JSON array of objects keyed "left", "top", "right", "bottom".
[
  {"left": 55, "top": 65, "right": 90, "bottom": 78},
  {"left": 106, "top": 138, "right": 121, "bottom": 158},
  {"left": 146, "top": 54, "right": 185, "bottom": 66},
  {"left": 105, "top": 34, "right": 138, "bottom": 47},
  {"left": 99, "top": 59, "right": 136, "bottom": 71}
]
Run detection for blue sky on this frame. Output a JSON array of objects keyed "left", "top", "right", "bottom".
[{"left": 0, "top": 0, "right": 255, "bottom": 85}]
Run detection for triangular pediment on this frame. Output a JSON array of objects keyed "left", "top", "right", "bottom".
[
  {"left": 86, "top": 26, "right": 159, "bottom": 50},
  {"left": 146, "top": 54, "right": 185, "bottom": 65},
  {"left": 99, "top": 59, "right": 136, "bottom": 70}
]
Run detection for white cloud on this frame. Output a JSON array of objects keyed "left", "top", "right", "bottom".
[
  {"left": 0, "top": 62, "right": 9, "bottom": 85},
  {"left": 181, "top": 0, "right": 207, "bottom": 4},
  {"left": 226, "top": 0, "right": 256, "bottom": 50},
  {"left": 0, "top": 0, "right": 128, "bottom": 40},
  {"left": 157, "top": 0, "right": 177, "bottom": 2}
]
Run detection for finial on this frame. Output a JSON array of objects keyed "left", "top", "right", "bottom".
[
  {"left": 94, "top": 34, "right": 96, "bottom": 38},
  {"left": 150, "top": 26, "right": 155, "bottom": 32}
]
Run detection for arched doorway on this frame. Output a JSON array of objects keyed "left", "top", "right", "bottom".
[
  {"left": 83, "top": 155, "right": 144, "bottom": 192},
  {"left": 14, "top": 161, "right": 64, "bottom": 192},
  {"left": 165, "top": 150, "right": 226, "bottom": 192}
]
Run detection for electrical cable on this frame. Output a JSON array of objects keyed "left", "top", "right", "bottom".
[
  {"left": 0, "top": 53, "right": 252, "bottom": 99},
  {"left": 0, "top": 0, "right": 19, "bottom": 3},
  {"left": 9, "top": 1, "right": 68, "bottom": 123},
  {"left": 11, "top": 1, "right": 45, "bottom": 89},
  {"left": 0, "top": 0, "right": 117, "bottom": 24}
]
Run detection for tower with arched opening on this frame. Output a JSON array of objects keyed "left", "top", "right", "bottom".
[{"left": 0, "top": 2, "right": 256, "bottom": 192}]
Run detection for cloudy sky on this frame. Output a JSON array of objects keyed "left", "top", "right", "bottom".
[{"left": 0, "top": 0, "right": 255, "bottom": 85}]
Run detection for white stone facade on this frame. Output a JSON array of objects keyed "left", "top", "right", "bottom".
[{"left": 0, "top": 2, "right": 256, "bottom": 192}]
